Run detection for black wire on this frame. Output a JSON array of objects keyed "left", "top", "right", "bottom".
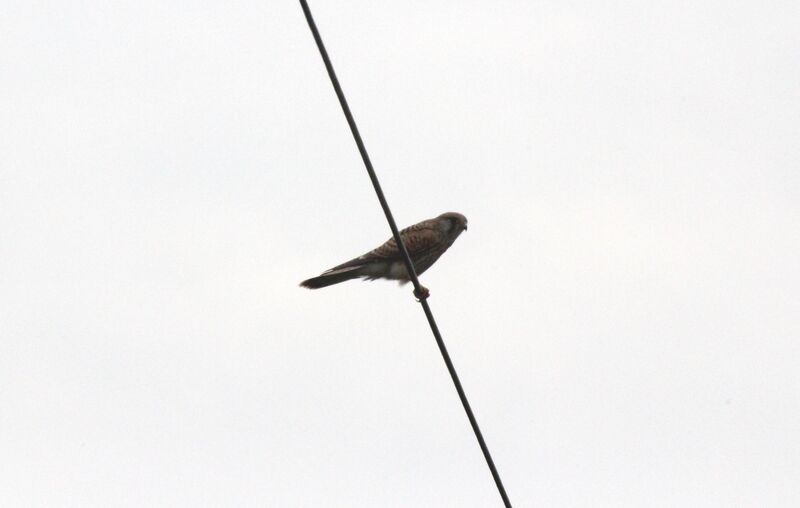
[{"left": 298, "top": 1, "right": 512, "bottom": 506}]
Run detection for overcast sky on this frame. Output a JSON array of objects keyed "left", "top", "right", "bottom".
[{"left": 2, "top": 1, "right": 799, "bottom": 506}]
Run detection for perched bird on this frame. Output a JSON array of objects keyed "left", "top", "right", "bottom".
[{"left": 300, "top": 212, "right": 468, "bottom": 299}]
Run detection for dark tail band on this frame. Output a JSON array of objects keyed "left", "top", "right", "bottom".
[{"left": 299, "top": 267, "right": 362, "bottom": 289}]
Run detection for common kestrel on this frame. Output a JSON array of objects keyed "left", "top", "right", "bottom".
[{"left": 300, "top": 212, "right": 468, "bottom": 298}]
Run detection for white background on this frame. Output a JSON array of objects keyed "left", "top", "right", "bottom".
[{"left": 2, "top": 1, "right": 798, "bottom": 506}]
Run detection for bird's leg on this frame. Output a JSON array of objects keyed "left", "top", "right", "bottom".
[{"left": 414, "top": 285, "right": 430, "bottom": 301}]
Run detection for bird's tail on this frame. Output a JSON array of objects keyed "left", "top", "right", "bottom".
[{"left": 299, "top": 266, "right": 363, "bottom": 289}]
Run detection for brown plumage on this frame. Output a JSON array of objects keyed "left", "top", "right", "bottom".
[{"left": 300, "top": 212, "right": 468, "bottom": 297}]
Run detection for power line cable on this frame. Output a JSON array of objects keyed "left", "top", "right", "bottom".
[{"left": 298, "top": 1, "right": 512, "bottom": 506}]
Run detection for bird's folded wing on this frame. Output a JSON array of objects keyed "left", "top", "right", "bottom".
[
  {"left": 368, "top": 226, "right": 445, "bottom": 260},
  {"left": 397, "top": 227, "right": 446, "bottom": 258},
  {"left": 326, "top": 226, "right": 444, "bottom": 272}
]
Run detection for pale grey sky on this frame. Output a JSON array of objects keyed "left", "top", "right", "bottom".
[{"left": 1, "top": 1, "right": 799, "bottom": 506}]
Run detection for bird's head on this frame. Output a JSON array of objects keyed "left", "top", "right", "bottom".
[{"left": 438, "top": 212, "right": 468, "bottom": 234}]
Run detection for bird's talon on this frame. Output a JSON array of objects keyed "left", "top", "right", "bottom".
[{"left": 414, "top": 286, "right": 430, "bottom": 300}]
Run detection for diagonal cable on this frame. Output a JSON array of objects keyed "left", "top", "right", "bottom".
[{"left": 298, "top": 1, "right": 512, "bottom": 506}]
